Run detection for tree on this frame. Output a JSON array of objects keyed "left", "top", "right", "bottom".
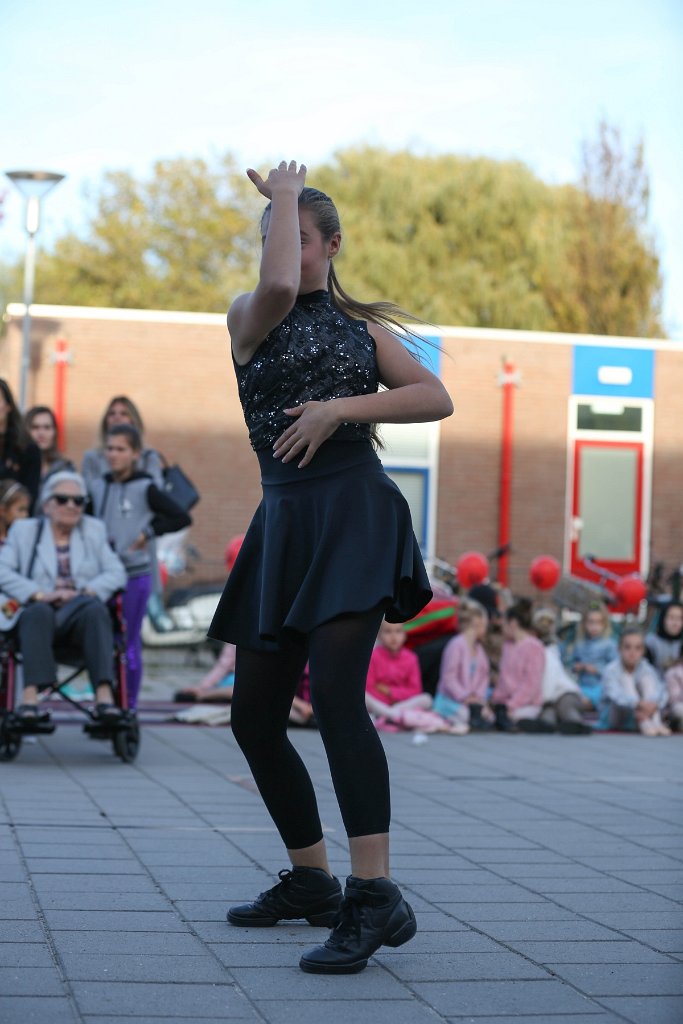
[
  {"left": 0, "top": 132, "right": 663, "bottom": 337},
  {"left": 22, "top": 155, "right": 263, "bottom": 312},
  {"left": 538, "top": 121, "right": 662, "bottom": 337}
]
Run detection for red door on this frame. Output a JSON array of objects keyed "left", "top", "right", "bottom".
[{"left": 570, "top": 439, "right": 643, "bottom": 583}]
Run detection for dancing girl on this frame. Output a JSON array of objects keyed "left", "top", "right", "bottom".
[{"left": 209, "top": 160, "right": 453, "bottom": 974}]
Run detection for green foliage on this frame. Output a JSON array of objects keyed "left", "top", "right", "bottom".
[
  {"left": 0, "top": 127, "right": 663, "bottom": 337},
  {"left": 10, "top": 154, "right": 263, "bottom": 313}
]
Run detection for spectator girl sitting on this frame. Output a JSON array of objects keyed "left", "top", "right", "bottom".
[
  {"left": 600, "top": 626, "right": 671, "bottom": 736},
  {"left": 365, "top": 620, "right": 459, "bottom": 733},
  {"left": 0, "top": 379, "right": 41, "bottom": 511},
  {"left": 90, "top": 424, "right": 191, "bottom": 709},
  {"left": 645, "top": 602, "right": 683, "bottom": 680},
  {"left": 433, "top": 600, "right": 491, "bottom": 730},
  {"left": 0, "top": 471, "right": 127, "bottom": 723},
  {"left": 529, "top": 607, "right": 592, "bottom": 735},
  {"left": 490, "top": 598, "right": 545, "bottom": 731},
  {"left": 565, "top": 602, "right": 618, "bottom": 710},
  {"left": 0, "top": 480, "right": 30, "bottom": 546},
  {"left": 25, "top": 406, "right": 75, "bottom": 484}
]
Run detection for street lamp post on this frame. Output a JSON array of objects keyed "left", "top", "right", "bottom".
[{"left": 4, "top": 169, "right": 65, "bottom": 410}]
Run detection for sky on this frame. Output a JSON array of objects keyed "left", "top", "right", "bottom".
[{"left": 2, "top": 0, "right": 682, "bottom": 335}]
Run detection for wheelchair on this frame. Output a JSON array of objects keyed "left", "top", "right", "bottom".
[{"left": 0, "top": 594, "right": 140, "bottom": 764}]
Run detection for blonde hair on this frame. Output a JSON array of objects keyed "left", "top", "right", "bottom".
[
  {"left": 458, "top": 599, "right": 488, "bottom": 629},
  {"left": 577, "top": 601, "right": 612, "bottom": 641}
]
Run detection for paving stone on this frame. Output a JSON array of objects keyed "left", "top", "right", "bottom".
[
  {"left": 0, "top": 945, "right": 57, "bottom": 968},
  {"left": 476, "top": 920, "right": 626, "bottom": 941},
  {"left": 506, "top": 940, "right": 674, "bottom": 963},
  {"left": 0, "top": 996, "right": 78, "bottom": 1023},
  {"left": 59, "top": 952, "right": 227, "bottom": 982},
  {"left": 36, "top": 891, "right": 171, "bottom": 912},
  {"left": 30, "top": 873, "right": 158, "bottom": 893},
  {"left": 230, "top": 965, "right": 409, "bottom": 999},
  {"left": 377, "top": 950, "right": 551, "bottom": 981},
  {"left": 0, "top": 967, "right": 66, "bottom": 996},
  {"left": 546, "top": 962, "right": 683, "bottom": 995},
  {"left": 252, "top": 1001, "right": 444, "bottom": 1024},
  {"left": 410, "top": 978, "right": 597, "bottom": 1016},
  {"left": 0, "top": 920, "right": 46, "bottom": 942},
  {"left": 42, "top": 909, "right": 183, "bottom": 931},
  {"left": 439, "top": 902, "right": 577, "bottom": 921},
  {"left": 70, "top": 980, "right": 259, "bottom": 1017},
  {"left": 49, "top": 929, "right": 208, "bottom": 955},
  {"left": 598, "top": 995, "right": 683, "bottom": 1023},
  {"left": 621, "top": 929, "right": 683, "bottom": 953}
]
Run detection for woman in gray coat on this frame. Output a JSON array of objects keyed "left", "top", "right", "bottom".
[{"left": 0, "top": 471, "right": 127, "bottom": 723}]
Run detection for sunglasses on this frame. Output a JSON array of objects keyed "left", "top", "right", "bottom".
[{"left": 52, "top": 494, "right": 86, "bottom": 507}]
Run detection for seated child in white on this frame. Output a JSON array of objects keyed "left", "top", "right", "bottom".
[{"left": 601, "top": 626, "right": 670, "bottom": 736}]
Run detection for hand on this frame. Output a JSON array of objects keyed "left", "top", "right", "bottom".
[
  {"left": 376, "top": 683, "right": 391, "bottom": 698},
  {"left": 636, "top": 699, "right": 659, "bottom": 720},
  {"left": 273, "top": 401, "right": 341, "bottom": 468},
  {"left": 52, "top": 587, "right": 79, "bottom": 607},
  {"left": 246, "top": 160, "right": 307, "bottom": 200},
  {"left": 129, "top": 532, "right": 149, "bottom": 552}
]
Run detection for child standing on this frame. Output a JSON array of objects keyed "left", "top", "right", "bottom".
[
  {"left": 601, "top": 626, "right": 670, "bottom": 736},
  {"left": 490, "top": 599, "right": 545, "bottom": 731},
  {"left": 208, "top": 160, "right": 452, "bottom": 974},
  {"left": 566, "top": 602, "right": 617, "bottom": 709},
  {"left": 433, "top": 600, "right": 491, "bottom": 730},
  {"left": 90, "top": 424, "right": 191, "bottom": 708}
]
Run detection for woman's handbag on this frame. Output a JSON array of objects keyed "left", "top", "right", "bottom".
[{"left": 160, "top": 457, "right": 200, "bottom": 512}]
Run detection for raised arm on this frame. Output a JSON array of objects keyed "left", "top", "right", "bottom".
[{"left": 228, "top": 160, "right": 307, "bottom": 365}]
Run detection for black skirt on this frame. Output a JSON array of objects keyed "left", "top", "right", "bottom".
[{"left": 208, "top": 439, "right": 432, "bottom": 652}]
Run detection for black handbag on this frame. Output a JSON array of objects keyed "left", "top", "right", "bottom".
[{"left": 160, "top": 457, "right": 200, "bottom": 511}]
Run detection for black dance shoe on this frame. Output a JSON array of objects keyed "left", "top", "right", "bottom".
[
  {"left": 299, "top": 875, "right": 417, "bottom": 974},
  {"left": 227, "top": 866, "right": 342, "bottom": 927}
]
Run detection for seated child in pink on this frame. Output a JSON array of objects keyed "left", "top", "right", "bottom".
[
  {"left": 434, "top": 600, "right": 491, "bottom": 730},
  {"left": 490, "top": 599, "right": 545, "bottom": 729},
  {"left": 366, "top": 620, "right": 461, "bottom": 733}
]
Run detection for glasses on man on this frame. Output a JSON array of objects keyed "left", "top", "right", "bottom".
[{"left": 52, "top": 494, "right": 86, "bottom": 507}]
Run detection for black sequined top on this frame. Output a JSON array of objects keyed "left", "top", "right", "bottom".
[{"left": 233, "top": 290, "right": 379, "bottom": 452}]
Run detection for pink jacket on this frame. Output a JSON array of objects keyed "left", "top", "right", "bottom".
[
  {"left": 491, "top": 634, "right": 545, "bottom": 710},
  {"left": 436, "top": 633, "right": 490, "bottom": 703},
  {"left": 366, "top": 646, "right": 423, "bottom": 705}
]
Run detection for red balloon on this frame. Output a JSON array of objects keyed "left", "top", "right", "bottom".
[
  {"left": 457, "top": 551, "right": 489, "bottom": 589},
  {"left": 529, "top": 555, "right": 561, "bottom": 591},
  {"left": 615, "top": 575, "right": 647, "bottom": 609},
  {"left": 225, "top": 535, "right": 245, "bottom": 573}
]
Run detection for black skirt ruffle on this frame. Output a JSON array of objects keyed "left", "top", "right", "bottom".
[{"left": 208, "top": 440, "right": 432, "bottom": 652}]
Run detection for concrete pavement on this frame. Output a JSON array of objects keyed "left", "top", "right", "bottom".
[{"left": 1, "top": 713, "right": 682, "bottom": 1024}]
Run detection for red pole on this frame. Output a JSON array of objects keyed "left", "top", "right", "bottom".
[
  {"left": 53, "top": 337, "right": 69, "bottom": 451},
  {"left": 497, "top": 359, "right": 519, "bottom": 587}
]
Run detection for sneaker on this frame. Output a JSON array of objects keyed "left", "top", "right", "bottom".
[
  {"left": 639, "top": 719, "right": 659, "bottom": 737},
  {"left": 95, "top": 703, "right": 123, "bottom": 724},
  {"left": 558, "top": 720, "right": 592, "bottom": 735},
  {"left": 227, "top": 867, "right": 342, "bottom": 927},
  {"left": 299, "top": 875, "right": 416, "bottom": 974}
]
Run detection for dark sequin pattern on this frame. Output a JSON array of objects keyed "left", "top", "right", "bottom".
[{"left": 233, "top": 290, "right": 379, "bottom": 452}]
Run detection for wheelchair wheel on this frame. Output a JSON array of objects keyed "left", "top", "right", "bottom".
[
  {"left": 112, "top": 717, "right": 140, "bottom": 763},
  {"left": 0, "top": 717, "right": 22, "bottom": 762}
]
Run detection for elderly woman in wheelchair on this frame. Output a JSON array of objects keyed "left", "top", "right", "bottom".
[{"left": 0, "top": 470, "right": 127, "bottom": 725}]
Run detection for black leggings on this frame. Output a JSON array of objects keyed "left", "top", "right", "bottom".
[{"left": 230, "top": 608, "right": 388, "bottom": 850}]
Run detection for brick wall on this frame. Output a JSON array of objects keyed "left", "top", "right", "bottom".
[{"left": 1, "top": 307, "right": 680, "bottom": 594}]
